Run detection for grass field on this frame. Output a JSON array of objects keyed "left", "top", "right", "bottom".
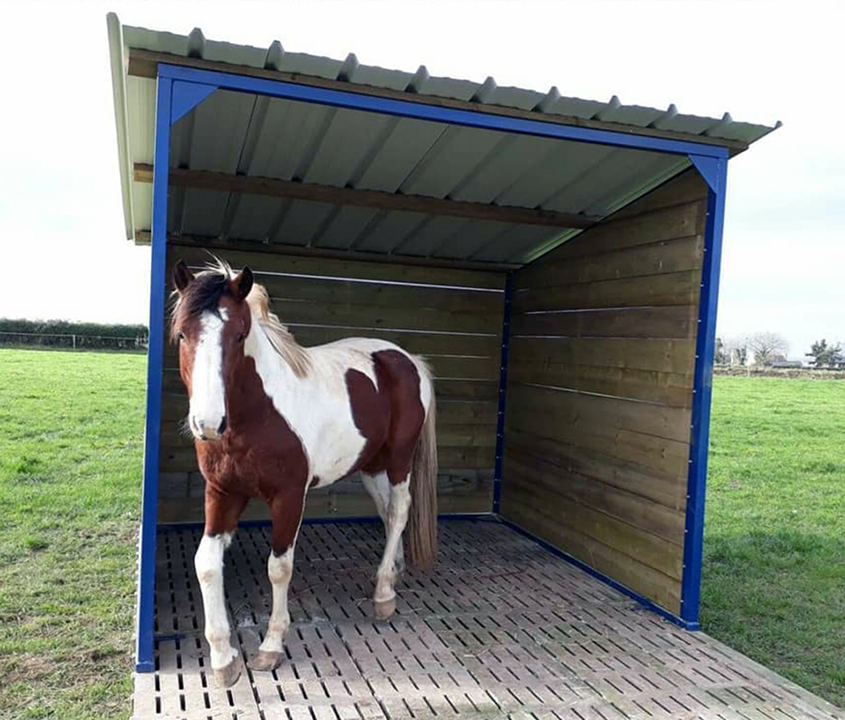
[
  {"left": 0, "top": 349, "right": 145, "bottom": 720},
  {"left": 0, "top": 349, "right": 843, "bottom": 717},
  {"left": 703, "top": 376, "right": 845, "bottom": 705}
]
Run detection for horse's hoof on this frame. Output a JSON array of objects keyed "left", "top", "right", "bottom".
[
  {"left": 248, "top": 650, "right": 283, "bottom": 672},
  {"left": 213, "top": 656, "right": 242, "bottom": 688},
  {"left": 374, "top": 597, "right": 396, "bottom": 621}
]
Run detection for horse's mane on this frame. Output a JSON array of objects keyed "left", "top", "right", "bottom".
[
  {"left": 173, "top": 257, "right": 311, "bottom": 378},
  {"left": 244, "top": 281, "right": 311, "bottom": 379}
]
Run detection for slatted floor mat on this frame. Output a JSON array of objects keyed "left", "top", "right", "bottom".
[{"left": 134, "top": 520, "right": 843, "bottom": 720}]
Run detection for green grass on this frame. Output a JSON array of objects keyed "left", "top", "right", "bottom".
[
  {"left": 0, "top": 350, "right": 843, "bottom": 715},
  {"left": 704, "top": 376, "right": 845, "bottom": 706},
  {"left": 0, "top": 349, "right": 145, "bottom": 720}
]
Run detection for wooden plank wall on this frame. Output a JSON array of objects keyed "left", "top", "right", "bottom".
[
  {"left": 159, "top": 243, "right": 506, "bottom": 523},
  {"left": 500, "top": 170, "right": 709, "bottom": 615}
]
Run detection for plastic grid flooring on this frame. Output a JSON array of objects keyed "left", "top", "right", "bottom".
[{"left": 133, "top": 520, "right": 844, "bottom": 720}]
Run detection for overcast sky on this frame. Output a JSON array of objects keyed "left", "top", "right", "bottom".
[{"left": 1, "top": 0, "right": 842, "bottom": 359}]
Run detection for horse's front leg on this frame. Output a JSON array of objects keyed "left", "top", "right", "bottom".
[
  {"left": 195, "top": 490, "right": 247, "bottom": 687},
  {"left": 249, "top": 483, "right": 306, "bottom": 672}
]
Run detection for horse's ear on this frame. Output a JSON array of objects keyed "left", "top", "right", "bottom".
[
  {"left": 232, "top": 266, "right": 253, "bottom": 301},
  {"left": 173, "top": 260, "right": 194, "bottom": 292}
]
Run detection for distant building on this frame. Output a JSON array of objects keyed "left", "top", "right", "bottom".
[{"left": 771, "top": 359, "right": 803, "bottom": 369}]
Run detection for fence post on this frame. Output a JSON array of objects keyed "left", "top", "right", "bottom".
[{"left": 72, "top": 334, "right": 76, "bottom": 350}]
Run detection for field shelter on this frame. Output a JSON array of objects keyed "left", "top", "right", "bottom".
[{"left": 107, "top": 14, "right": 844, "bottom": 720}]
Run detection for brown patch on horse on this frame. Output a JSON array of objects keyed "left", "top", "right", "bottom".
[
  {"left": 345, "top": 350, "right": 426, "bottom": 484},
  {"left": 344, "top": 365, "right": 391, "bottom": 473},
  {"left": 197, "top": 346, "right": 310, "bottom": 554}
]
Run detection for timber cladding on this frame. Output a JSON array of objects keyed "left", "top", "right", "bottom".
[
  {"left": 500, "top": 169, "right": 710, "bottom": 615},
  {"left": 158, "top": 244, "right": 507, "bottom": 523}
]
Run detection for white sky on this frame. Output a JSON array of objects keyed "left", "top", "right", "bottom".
[{"left": 1, "top": 0, "right": 843, "bottom": 359}]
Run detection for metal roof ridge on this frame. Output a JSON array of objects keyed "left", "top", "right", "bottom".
[{"left": 116, "top": 18, "right": 779, "bottom": 141}]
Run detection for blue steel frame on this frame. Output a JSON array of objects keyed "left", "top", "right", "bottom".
[
  {"left": 681, "top": 157, "right": 728, "bottom": 629},
  {"left": 136, "top": 75, "right": 172, "bottom": 672},
  {"left": 492, "top": 272, "right": 514, "bottom": 513},
  {"left": 135, "top": 61, "right": 729, "bottom": 670}
]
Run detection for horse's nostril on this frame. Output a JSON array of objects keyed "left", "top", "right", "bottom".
[{"left": 218, "top": 416, "right": 227, "bottom": 435}]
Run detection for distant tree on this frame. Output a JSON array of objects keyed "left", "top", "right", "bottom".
[
  {"left": 807, "top": 339, "right": 844, "bottom": 368},
  {"left": 745, "top": 332, "right": 789, "bottom": 366},
  {"left": 715, "top": 337, "right": 728, "bottom": 365},
  {"left": 724, "top": 337, "right": 748, "bottom": 366}
]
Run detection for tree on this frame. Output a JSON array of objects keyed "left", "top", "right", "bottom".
[
  {"left": 745, "top": 332, "right": 789, "bottom": 366},
  {"left": 723, "top": 336, "right": 748, "bottom": 366},
  {"left": 715, "top": 337, "right": 728, "bottom": 365},
  {"left": 807, "top": 339, "right": 844, "bottom": 368}
]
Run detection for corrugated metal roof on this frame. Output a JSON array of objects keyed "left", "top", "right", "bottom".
[{"left": 107, "top": 13, "right": 778, "bottom": 265}]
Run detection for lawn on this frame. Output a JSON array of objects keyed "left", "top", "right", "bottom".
[
  {"left": 0, "top": 350, "right": 842, "bottom": 717},
  {"left": 0, "top": 349, "right": 145, "bottom": 720},
  {"left": 704, "top": 376, "right": 845, "bottom": 706}
]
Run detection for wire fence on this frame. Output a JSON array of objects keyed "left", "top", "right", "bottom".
[{"left": 0, "top": 331, "right": 148, "bottom": 351}]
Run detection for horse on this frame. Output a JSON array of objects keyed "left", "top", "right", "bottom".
[{"left": 169, "top": 258, "right": 438, "bottom": 687}]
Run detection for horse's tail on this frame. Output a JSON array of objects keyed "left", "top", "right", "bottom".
[{"left": 408, "top": 374, "right": 438, "bottom": 571}]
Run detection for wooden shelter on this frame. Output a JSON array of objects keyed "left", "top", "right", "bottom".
[{"left": 107, "top": 15, "right": 844, "bottom": 720}]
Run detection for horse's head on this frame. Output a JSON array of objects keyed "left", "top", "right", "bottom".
[{"left": 170, "top": 259, "right": 254, "bottom": 441}]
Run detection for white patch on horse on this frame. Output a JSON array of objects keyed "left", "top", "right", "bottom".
[
  {"left": 245, "top": 330, "right": 386, "bottom": 486},
  {"left": 194, "top": 533, "right": 238, "bottom": 669},
  {"left": 190, "top": 309, "right": 228, "bottom": 440}
]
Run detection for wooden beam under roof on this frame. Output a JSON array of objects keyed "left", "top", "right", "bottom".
[
  {"left": 133, "top": 164, "right": 600, "bottom": 230},
  {"left": 135, "top": 231, "right": 521, "bottom": 272},
  {"left": 127, "top": 48, "right": 750, "bottom": 155}
]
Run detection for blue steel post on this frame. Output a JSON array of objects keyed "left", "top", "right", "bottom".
[
  {"left": 681, "top": 158, "right": 728, "bottom": 629},
  {"left": 136, "top": 76, "right": 173, "bottom": 672},
  {"left": 492, "top": 272, "right": 514, "bottom": 513}
]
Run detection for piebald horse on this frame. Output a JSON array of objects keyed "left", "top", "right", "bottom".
[{"left": 170, "top": 259, "right": 438, "bottom": 687}]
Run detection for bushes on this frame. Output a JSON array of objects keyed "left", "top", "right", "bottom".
[{"left": 0, "top": 318, "right": 148, "bottom": 351}]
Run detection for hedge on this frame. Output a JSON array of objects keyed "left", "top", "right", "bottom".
[{"left": 0, "top": 318, "right": 148, "bottom": 351}]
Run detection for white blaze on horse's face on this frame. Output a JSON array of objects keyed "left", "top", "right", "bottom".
[{"left": 189, "top": 308, "right": 229, "bottom": 441}]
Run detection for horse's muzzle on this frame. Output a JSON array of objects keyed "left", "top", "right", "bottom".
[{"left": 191, "top": 414, "right": 227, "bottom": 441}]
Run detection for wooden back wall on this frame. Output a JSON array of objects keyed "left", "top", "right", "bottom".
[
  {"left": 500, "top": 170, "right": 709, "bottom": 616},
  {"left": 158, "top": 244, "right": 506, "bottom": 524}
]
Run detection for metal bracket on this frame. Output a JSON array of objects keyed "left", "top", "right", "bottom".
[
  {"left": 689, "top": 154, "right": 725, "bottom": 194},
  {"left": 171, "top": 80, "right": 218, "bottom": 124}
]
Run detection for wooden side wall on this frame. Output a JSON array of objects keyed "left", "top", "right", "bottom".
[
  {"left": 159, "top": 244, "right": 506, "bottom": 523},
  {"left": 500, "top": 170, "right": 709, "bottom": 615}
]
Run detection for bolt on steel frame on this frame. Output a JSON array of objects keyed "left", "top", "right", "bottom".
[{"left": 136, "top": 62, "right": 728, "bottom": 671}]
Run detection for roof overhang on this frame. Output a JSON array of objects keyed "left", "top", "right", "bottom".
[{"left": 107, "top": 13, "right": 779, "bottom": 266}]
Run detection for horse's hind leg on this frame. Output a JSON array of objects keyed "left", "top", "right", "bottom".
[
  {"left": 196, "top": 492, "right": 247, "bottom": 688},
  {"left": 362, "top": 471, "right": 405, "bottom": 574},
  {"left": 373, "top": 474, "right": 411, "bottom": 620},
  {"left": 249, "top": 484, "right": 306, "bottom": 672}
]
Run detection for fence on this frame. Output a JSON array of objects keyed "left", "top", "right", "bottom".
[{"left": 0, "top": 331, "right": 148, "bottom": 351}]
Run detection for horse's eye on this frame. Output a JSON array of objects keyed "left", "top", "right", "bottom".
[
  {"left": 238, "top": 332, "right": 246, "bottom": 343},
  {"left": 178, "top": 331, "right": 186, "bottom": 341}
]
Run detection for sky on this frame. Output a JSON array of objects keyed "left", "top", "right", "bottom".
[{"left": 1, "top": 0, "right": 842, "bottom": 359}]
